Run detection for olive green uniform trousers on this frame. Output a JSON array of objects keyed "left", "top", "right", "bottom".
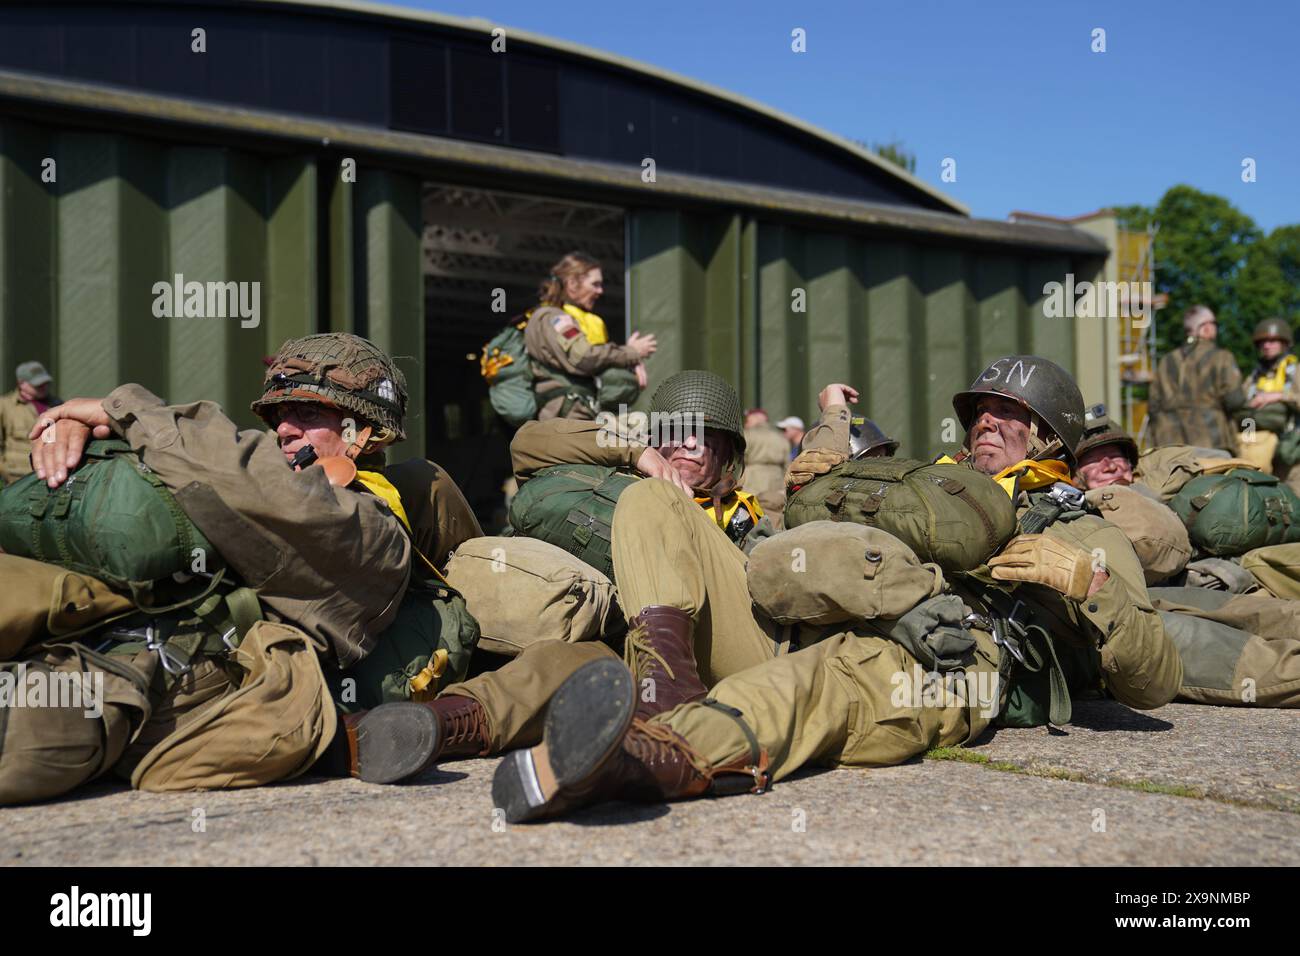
[
  {"left": 1150, "top": 587, "right": 1300, "bottom": 707},
  {"left": 442, "top": 478, "right": 781, "bottom": 750}
]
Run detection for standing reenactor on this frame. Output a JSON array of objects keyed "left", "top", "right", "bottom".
[
  {"left": 524, "top": 252, "right": 657, "bottom": 420},
  {"left": 742, "top": 408, "right": 789, "bottom": 527},
  {"left": 1148, "top": 305, "right": 1242, "bottom": 451},
  {"left": 489, "top": 356, "right": 1182, "bottom": 822},
  {"left": 1234, "top": 318, "right": 1300, "bottom": 492},
  {"left": 0, "top": 361, "right": 62, "bottom": 485}
]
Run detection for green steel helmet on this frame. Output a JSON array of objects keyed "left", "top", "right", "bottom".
[
  {"left": 848, "top": 416, "right": 899, "bottom": 459},
  {"left": 650, "top": 369, "right": 746, "bottom": 458},
  {"left": 251, "top": 333, "right": 408, "bottom": 444},
  {"left": 1253, "top": 317, "right": 1294, "bottom": 345},
  {"left": 951, "top": 355, "right": 1085, "bottom": 466},
  {"left": 1074, "top": 403, "right": 1138, "bottom": 467}
]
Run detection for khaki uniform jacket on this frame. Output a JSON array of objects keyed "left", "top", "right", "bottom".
[
  {"left": 1148, "top": 340, "right": 1242, "bottom": 451},
  {"left": 0, "top": 389, "right": 62, "bottom": 484},
  {"left": 102, "top": 384, "right": 411, "bottom": 669},
  {"left": 742, "top": 423, "right": 790, "bottom": 520},
  {"left": 523, "top": 306, "right": 641, "bottom": 421},
  {"left": 800, "top": 404, "right": 852, "bottom": 455},
  {"left": 381, "top": 458, "right": 483, "bottom": 572}
]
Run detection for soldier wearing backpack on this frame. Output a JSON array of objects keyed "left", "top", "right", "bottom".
[
  {"left": 525, "top": 252, "right": 657, "bottom": 421},
  {"left": 336, "top": 370, "right": 780, "bottom": 782},
  {"left": 487, "top": 355, "right": 1183, "bottom": 823},
  {"left": 0, "top": 333, "right": 483, "bottom": 802},
  {"left": 1070, "top": 413, "right": 1300, "bottom": 709}
]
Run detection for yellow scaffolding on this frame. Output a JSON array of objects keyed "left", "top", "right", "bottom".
[{"left": 1114, "top": 224, "right": 1165, "bottom": 447}]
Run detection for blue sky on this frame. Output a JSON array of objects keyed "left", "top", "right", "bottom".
[{"left": 394, "top": 0, "right": 1299, "bottom": 232}]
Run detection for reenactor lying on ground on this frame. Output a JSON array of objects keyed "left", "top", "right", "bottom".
[
  {"left": 338, "top": 370, "right": 783, "bottom": 784},
  {"left": 486, "top": 354, "right": 1182, "bottom": 823},
  {"left": 0, "top": 333, "right": 481, "bottom": 802},
  {"left": 1070, "top": 410, "right": 1300, "bottom": 708}
]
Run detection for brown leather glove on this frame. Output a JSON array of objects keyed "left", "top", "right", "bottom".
[
  {"left": 786, "top": 448, "right": 848, "bottom": 491},
  {"left": 987, "top": 533, "right": 1098, "bottom": 601}
]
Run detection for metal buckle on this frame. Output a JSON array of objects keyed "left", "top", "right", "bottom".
[
  {"left": 220, "top": 627, "right": 239, "bottom": 652},
  {"left": 144, "top": 625, "right": 192, "bottom": 677}
]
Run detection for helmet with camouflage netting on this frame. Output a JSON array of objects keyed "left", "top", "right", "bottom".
[
  {"left": 650, "top": 370, "right": 746, "bottom": 462},
  {"left": 951, "top": 355, "right": 1085, "bottom": 466},
  {"left": 251, "top": 333, "right": 408, "bottom": 445}
]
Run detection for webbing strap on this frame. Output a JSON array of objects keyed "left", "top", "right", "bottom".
[{"left": 701, "top": 699, "right": 762, "bottom": 769}]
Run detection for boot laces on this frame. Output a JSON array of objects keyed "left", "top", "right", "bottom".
[
  {"left": 626, "top": 720, "right": 712, "bottom": 778},
  {"left": 622, "top": 624, "right": 677, "bottom": 683}
]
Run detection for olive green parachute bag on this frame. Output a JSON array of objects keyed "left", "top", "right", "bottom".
[
  {"left": 783, "top": 458, "right": 1017, "bottom": 573},
  {"left": 507, "top": 463, "right": 641, "bottom": 578},
  {"left": 1168, "top": 467, "right": 1300, "bottom": 557},
  {"left": 0, "top": 439, "right": 219, "bottom": 599},
  {"left": 335, "top": 580, "right": 481, "bottom": 712}
]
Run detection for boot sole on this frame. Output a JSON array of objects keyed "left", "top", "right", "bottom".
[
  {"left": 492, "top": 659, "right": 635, "bottom": 823},
  {"left": 354, "top": 702, "right": 441, "bottom": 784}
]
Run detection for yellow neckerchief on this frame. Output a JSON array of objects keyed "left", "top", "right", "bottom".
[
  {"left": 1251, "top": 353, "right": 1298, "bottom": 393},
  {"left": 562, "top": 303, "right": 608, "bottom": 344},
  {"left": 693, "top": 487, "right": 764, "bottom": 530},
  {"left": 936, "top": 455, "right": 1074, "bottom": 498}
]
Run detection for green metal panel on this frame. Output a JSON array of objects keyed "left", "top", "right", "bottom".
[
  {"left": 265, "top": 156, "right": 318, "bottom": 349},
  {"left": 627, "top": 208, "right": 742, "bottom": 408},
  {"left": 354, "top": 168, "right": 425, "bottom": 461},
  {"left": 0, "top": 120, "right": 55, "bottom": 391},
  {"left": 862, "top": 242, "right": 925, "bottom": 456},
  {"left": 0, "top": 120, "right": 340, "bottom": 430},
  {"left": 754, "top": 223, "right": 807, "bottom": 421},
  {"left": 1023, "top": 255, "right": 1075, "bottom": 371}
]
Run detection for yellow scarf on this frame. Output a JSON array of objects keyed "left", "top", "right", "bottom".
[
  {"left": 563, "top": 303, "right": 609, "bottom": 344},
  {"left": 937, "top": 455, "right": 1074, "bottom": 498},
  {"left": 1252, "top": 354, "right": 1298, "bottom": 393},
  {"left": 693, "top": 488, "right": 764, "bottom": 531}
]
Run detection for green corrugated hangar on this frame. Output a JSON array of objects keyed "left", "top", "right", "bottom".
[{"left": 0, "top": 0, "right": 1111, "bottom": 516}]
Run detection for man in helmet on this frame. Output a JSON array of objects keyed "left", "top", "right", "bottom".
[
  {"left": 1066, "top": 408, "right": 1300, "bottom": 708},
  {"left": 339, "top": 370, "right": 780, "bottom": 784},
  {"left": 1232, "top": 318, "right": 1300, "bottom": 491},
  {"left": 1148, "top": 305, "right": 1242, "bottom": 451},
  {"left": 11, "top": 332, "right": 429, "bottom": 804},
  {"left": 485, "top": 356, "right": 1182, "bottom": 823}
]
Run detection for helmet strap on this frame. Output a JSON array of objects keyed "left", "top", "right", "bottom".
[{"left": 346, "top": 424, "right": 374, "bottom": 461}]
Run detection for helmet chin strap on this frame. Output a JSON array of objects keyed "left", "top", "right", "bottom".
[
  {"left": 345, "top": 424, "right": 374, "bottom": 461},
  {"left": 1025, "top": 418, "right": 1064, "bottom": 463}
]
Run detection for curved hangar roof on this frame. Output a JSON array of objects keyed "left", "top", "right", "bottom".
[{"left": 0, "top": 0, "right": 964, "bottom": 214}]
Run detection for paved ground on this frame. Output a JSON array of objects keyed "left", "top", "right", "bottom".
[{"left": 3, "top": 701, "right": 1297, "bottom": 866}]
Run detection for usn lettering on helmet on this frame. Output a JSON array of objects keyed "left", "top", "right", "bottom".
[{"left": 979, "top": 358, "right": 1037, "bottom": 389}]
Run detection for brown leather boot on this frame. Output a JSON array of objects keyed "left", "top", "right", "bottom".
[
  {"left": 624, "top": 605, "right": 708, "bottom": 720},
  {"left": 339, "top": 695, "right": 491, "bottom": 784},
  {"left": 492, "top": 658, "right": 768, "bottom": 823}
]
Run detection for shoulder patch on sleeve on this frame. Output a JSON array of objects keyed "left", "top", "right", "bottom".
[{"left": 552, "top": 314, "right": 581, "bottom": 340}]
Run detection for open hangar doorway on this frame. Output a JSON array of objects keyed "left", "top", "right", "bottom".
[{"left": 420, "top": 183, "right": 626, "bottom": 531}]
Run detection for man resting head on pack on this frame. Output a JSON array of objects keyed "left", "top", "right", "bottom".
[{"left": 481, "top": 354, "right": 1182, "bottom": 824}]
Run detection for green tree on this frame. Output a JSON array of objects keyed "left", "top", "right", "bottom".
[
  {"left": 1146, "top": 185, "right": 1262, "bottom": 364},
  {"left": 872, "top": 140, "right": 916, "bottom": 174},
  {"left": 1237, "top": 224, "right": 1300, "bottom": 342}
]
